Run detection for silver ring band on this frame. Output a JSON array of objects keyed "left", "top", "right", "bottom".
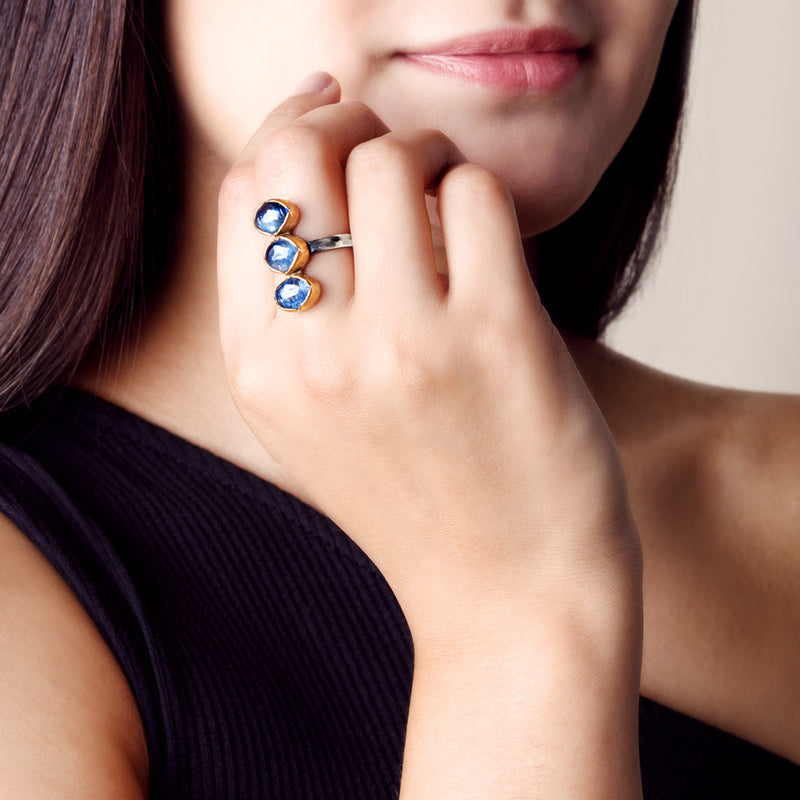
[{"left": 308, "top": 234, "right": 353, "bottom": 254}]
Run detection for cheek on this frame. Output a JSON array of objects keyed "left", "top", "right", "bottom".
[
  {"left": 597, "top": 0, "right": 680, "bottom": 134},
  {"left": 593, "top": 0, "right": 681, "bottom": 154},
  {"left": 165, "top": 0, "right": 364, "bottom": 164},
  {"left": 508, "top": 0, "right": 681, "bottom": 235},
  {"left": 167, "top": 1, "right": 273, "bottom": 158}
]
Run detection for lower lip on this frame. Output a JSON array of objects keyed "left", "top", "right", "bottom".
[{"left": 401, "top": 51, "right": 583, "bottom": 93}]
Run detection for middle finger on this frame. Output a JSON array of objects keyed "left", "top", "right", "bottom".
[{"left": 346, "top": 129, "right": 465, "bottom": 314}]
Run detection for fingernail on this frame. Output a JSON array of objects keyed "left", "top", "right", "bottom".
[{"left": 293, "top": 71, "right": 335, "bottom": 95}]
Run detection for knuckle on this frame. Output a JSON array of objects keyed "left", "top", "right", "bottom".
[
  {"left": 226, "top": 356, "right": 268, "bottom": 414},
  {"left": 297, "top": 347, "right": 356, "bottom": 406},
  {"left": 474, "top": 315, "right": 524, "bottom": 365},
  {"left": 335, "top": 99, "right": 374, "bottom": 121},
  {"left": 456, "top": 305, "right": 529, "bottom": 374},
  {"left": 348, "top": 135, "right": 417, "bottom": 179},
  {"left": 367, "top": 327, "right": 438, "bottom": 397},
  {"left": 219, "top": 163, "right": 257, "bottom": 207},
  {"left": 443, "top": 162, "right": 510, "bottom": 204},
  {"left": 262, "top": 123, "right": 332, "bottom": 170}
]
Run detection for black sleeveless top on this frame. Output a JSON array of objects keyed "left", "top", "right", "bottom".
[{"left": 0, "top": 388, "right": 797, "bottom": 798}]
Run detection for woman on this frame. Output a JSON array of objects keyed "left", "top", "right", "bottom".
[{"left": 0, "top": 0, "right": 798, "bottom": 797}]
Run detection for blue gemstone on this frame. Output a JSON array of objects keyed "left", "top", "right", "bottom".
[
  {"left": 255, "top": 201, "right": 289, "bottom": 234},
  {"left": 275, "top": 276, "right": 312, "bottom": 311},
  {"left": 265, "top": 237, "right": 301, "bottom": 273}
]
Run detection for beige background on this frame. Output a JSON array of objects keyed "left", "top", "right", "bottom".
[{"left": 606, "top": 1, "right": 800, "bottom": 393}]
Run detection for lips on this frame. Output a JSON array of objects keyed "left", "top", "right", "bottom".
[{"left": 398, "top": 27, "right": 588, "bottom": 93}]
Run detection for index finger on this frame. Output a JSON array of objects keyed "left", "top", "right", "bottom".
[
  {"left": 217, "top": 73, "right": 343, "bottom": 359},
  {"left": 237, "top": 72, "right": 343, "bottom": 163}
]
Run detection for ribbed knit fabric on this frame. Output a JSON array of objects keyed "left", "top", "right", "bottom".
[{"left": 0, "top": 388, "right": 797, "bottom": 798}]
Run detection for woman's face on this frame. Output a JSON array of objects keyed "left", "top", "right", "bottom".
[{"left": 167, "top": 0, "right": 679, "bottom": 236}]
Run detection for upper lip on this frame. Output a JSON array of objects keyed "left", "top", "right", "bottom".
[{"left": 401, "top": 27, "right": 587, "bottom": 56}]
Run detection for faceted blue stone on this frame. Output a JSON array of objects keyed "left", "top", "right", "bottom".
[
  {"left": 265, "top": 237, "right": 300, "bottom": 273},
  {"left": 275, "top": 276, "right": 312, "bottom": 311},
  {"left": 255, "top": 201, "right": 289, "bottom": 234}
]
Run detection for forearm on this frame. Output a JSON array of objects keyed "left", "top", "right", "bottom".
[{"left": 399, "top": 589, "right": 643, "bottom": 800}]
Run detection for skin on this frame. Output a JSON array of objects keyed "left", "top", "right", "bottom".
[
  {"left": 168, "top": 0, "right": 677, "bottom": 234},
  {"left": 2, "top": 0, "right": 799, "bottom": 795}
]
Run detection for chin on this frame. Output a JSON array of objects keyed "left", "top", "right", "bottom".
[
  {"left": 443, "top": 133, "right": 609, "bottom": 239},
  {"left": 506, "top": 177, "right": 598, "bottom": 239}
]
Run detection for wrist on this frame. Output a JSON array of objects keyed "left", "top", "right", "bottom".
[
  {"left": 402, "top": 591, "right": 643, "bottom": 800},
  {"left": 404, "top": 542, "right": 643, "bottom": 667}
]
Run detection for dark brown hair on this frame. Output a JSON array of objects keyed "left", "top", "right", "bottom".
[
  {"left": 0, "top": 0, "right": 178, "bottom": 411},
  {"left": 0, "top": 0, "right": 695, "bottom": 412}
]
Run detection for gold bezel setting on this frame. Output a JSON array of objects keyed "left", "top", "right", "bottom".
[
  {"left": 254, "top": 199, "right": 300, "bottom": 236},
  {"left": 265, "top": 234, "right": 311, "bottom": 275},
  {"left": 274, "top": 275, "right": 321, "bottom": 312}
]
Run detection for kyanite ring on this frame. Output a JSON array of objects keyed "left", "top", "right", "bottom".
[{"left": 254, "top": 199, "right": 352, "bottom": 312}]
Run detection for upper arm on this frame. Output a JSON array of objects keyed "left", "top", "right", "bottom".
[
  {"left": 718, "top": 394, "right": 800, "bottom": 762},
  {"left": 0, "top": 513, "right": 148, "bottom": 798}
]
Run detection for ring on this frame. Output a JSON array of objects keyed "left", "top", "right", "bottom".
[{"left": 254, "top": 199, "right": 353, "bottom": 312}]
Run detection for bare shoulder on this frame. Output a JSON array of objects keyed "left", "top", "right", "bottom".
[
  {"left": 0, "top": 513, "right": 148, "bottom": 798},
  {"left": 710, "top": 384, "right": 800, "bottom": 508},
  {"left": 568, "top": 334, "right": 800, "bottom": 763}
]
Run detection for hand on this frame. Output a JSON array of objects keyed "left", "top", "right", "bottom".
[
  {"left": 218, "top": 72, "right": 643, "bottom": 798},
  {"left": 219, "top": 73, "right": 637, "bottom": 630},
  {"left": 218, "top": 73, "right": 638, "bottom": 627}
]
